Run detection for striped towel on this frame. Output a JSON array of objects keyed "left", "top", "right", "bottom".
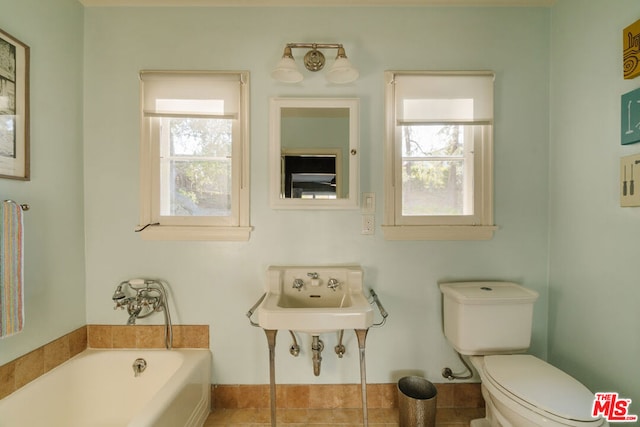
[{"left": 0, "top": 200, "right": 24, "bottom": 338}]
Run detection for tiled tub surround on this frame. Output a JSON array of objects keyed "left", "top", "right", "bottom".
[
  {"left": 0, "top": 326, "right": 87, "bottom": 399},
  {"left": 86, "top": 324, "right": 210, "bottom": 349},
  {"left": 0, "top": 324, "right": 209, "bottom": 400}
]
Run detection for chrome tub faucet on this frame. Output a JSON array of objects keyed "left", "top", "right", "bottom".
[{"left": 112, "top": 279, "right": 173, "bottom": 349}]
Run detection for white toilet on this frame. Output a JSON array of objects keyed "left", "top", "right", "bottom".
[{"left": 439, "top": 281, "right": 608, "bottom": 427}]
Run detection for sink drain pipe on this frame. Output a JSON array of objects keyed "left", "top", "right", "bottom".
[{"left": 311, "top": 336, "right": 324, "bottom": 376}]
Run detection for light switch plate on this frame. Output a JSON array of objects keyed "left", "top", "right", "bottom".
[{"left": 362, "top": 192, "right": 375, "bottom": 214}]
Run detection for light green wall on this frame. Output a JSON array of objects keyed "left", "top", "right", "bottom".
[
  {"left": 3, "top": 0, "right": 636, "bottom": 407},
  {"left": 0, "top": 0, "right": 85, "bottom": 365},
  {"left": 83, "top": 6, "right": 550, "bottom": 384},
  {"left": 549, "top": 0, "right": 640, "bottom": 406}
]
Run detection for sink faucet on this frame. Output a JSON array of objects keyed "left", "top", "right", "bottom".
[
  {"left": 292, "top": 278, "right": 304, "bottom": 291},
  {"left": 327, "top": 278, "right": 340, "bottom": 291}
]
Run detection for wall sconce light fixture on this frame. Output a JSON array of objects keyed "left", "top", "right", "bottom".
[{"left": 271, "top": 43, "right": 359, "bottom": 84}]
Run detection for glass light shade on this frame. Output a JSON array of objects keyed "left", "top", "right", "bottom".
[
  {"left": 271, "top": 57, "right": 304, "bottom": 83},
  {"left": 326, "top": 57, "right": 359, "bottom": 84}
]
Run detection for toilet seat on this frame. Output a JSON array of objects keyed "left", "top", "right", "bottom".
[{"left": 483, "top": 355, "right": 601, "bottom": 424}]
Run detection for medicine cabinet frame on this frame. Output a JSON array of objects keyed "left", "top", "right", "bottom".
[{"left": 269, "top": 97, "right": 360, "bottom": 210}]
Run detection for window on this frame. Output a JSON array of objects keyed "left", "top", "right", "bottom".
[
  {"left": 383, "top": 71, "right": 496, "bottom": 240},
  {"left": 138, "top": 71, "right": 251, "bottom": 241}
]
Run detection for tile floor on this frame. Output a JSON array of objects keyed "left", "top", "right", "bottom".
[{"left": 204, "top": 407, "right": 485, "bottom": 426}]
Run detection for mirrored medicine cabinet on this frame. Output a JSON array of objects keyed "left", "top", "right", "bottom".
[{"left": 269, "top": 97, "right": 359, "bottom": 209}]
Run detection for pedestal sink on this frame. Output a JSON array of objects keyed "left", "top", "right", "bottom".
[
  {"left": 256, "top": 265, "right": 374, "bottom": 333},
  {"left": 247, "top": 265, "right": 388, "bottom": 427}
]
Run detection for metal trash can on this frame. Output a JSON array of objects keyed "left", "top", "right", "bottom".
[{"left": 397, "top": 376, "right": 437, "bottom": 427}]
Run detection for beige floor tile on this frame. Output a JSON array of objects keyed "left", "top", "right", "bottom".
[
  {"left": 204, "top": 406, "right": 481, "bottom": 426},
  {"left": 368, "top": 408, "right": 398, "bottom": 423},
  {"left": 229, "top": 408, "right": 271, "bottom": 423},
  {"left": 204, "top": 408, "right": 484, "bottom": 427}
]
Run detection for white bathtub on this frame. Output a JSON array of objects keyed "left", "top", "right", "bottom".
[{"left": 0, "top": 348, "right": 211, "bottom": 427}]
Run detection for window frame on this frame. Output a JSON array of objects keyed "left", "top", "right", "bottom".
[
  {"left": 138, "top": 70, "right": 251, "bottom": 241},
  {"left": 382, "top": 71, "right": 497, "bottom": 240}
]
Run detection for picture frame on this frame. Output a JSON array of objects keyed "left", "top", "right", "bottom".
[
  {"left": 624, "top": 19, "right": 640, "bottom": 80},
  {"left": 0, "top": 28, "right": 29, "bottom": 180},
  {"left": 621, "top": 87, "right": 640, "bottom": 145},
  {"left": 620, "top": 153, "right": 640, "bottom": 207}
]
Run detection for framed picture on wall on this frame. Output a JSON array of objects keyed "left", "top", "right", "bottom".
[
  {"left": 0, "top": 28, "right": 29, "bottom": 180},
  {"left": 621, "top": 87, "right": 640, "bottom": 145},
  {"left": 624, "top": 19, "right": 640, "bottom": 80}
]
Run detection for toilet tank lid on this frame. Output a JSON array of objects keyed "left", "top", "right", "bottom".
[
  {"left": 439, "top": 282, "right": 539, "bottom": 304},
  {"left": 484, "top": 355, "right": 598, "bottom": 422}
]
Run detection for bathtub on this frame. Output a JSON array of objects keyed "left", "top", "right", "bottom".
[{"left": 0, "top": 348, "right": 211, "bottom": 427}]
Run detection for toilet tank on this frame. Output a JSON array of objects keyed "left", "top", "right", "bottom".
[{"left": 439, "top": 282, "right": 539, "bottom": 355}]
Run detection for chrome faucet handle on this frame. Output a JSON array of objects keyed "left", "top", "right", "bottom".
[
  {"left": 113, "top": 296, "right": 129, "bottom": 310},
  {"left": 292, "top": 278, "right": 304, "bottom": 291},
  {"left": 327, "top": 278, "right": 339, "bottom": 291}
]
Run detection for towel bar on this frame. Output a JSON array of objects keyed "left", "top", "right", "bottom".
[{"left": 3, "top": 200, "right": 29, "bottom": 211}]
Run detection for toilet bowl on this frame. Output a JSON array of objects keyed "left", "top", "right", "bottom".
[
  {"left": 470, "top": 355, "right": 607, "bottom": 427},
  {"left": 439, "top": 282, "right": 607, "bottom": 427}
]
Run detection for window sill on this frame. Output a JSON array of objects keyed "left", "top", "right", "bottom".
[
  {"left": 136, "top": 225, "right": 252, "bottom": 241},
  {"left": 381, "top": 225, "right": 497, "bottom": 241}
]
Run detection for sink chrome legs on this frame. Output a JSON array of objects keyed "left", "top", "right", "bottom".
[
  {"left": 263, "top": 328, "right": 370, "bottom": 427},
  {"left": 355, "top": 328, "right": 369, "bottom": 427},
  {"left": 264, "top": 329, "right": 278, "bottom": 427}
]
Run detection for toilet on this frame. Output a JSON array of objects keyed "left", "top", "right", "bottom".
[{"left": 439, "top": 281, "right": 608, "bottom": 427}]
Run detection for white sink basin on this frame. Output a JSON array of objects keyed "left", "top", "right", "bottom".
[{"left": 257, "top": 266, "right": 374, "bottom": 334}]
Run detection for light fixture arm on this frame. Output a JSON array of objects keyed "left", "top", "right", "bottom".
[{"left": 286, "top": 42, "right": 343, "bottom": 50}]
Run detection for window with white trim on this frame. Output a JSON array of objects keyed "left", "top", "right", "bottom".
[
  {"left": 138, "top": 71, "right": 251, "bottom": 241},
  {"left": 383, "top": 71, "right": 496, "bottom": 240}
]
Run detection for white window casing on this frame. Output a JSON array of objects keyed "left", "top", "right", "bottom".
[
  {"left": 383, "top": 71, "right": 497, "bottom": 240},
  {"left": 138, "top": 71, "right": 251, "bottom": 241}
]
